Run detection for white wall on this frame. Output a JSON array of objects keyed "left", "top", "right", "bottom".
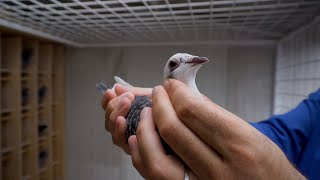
[
  {"left": 274, "top": 23, "right": 320, "bottom": 114},
  {"left": 227, "top": 46, "right": 275, "bottom": 121},
  {"left": 65, "top": 48, "right": 134, "bottom": 180},
  {"left": 65, "top": 45, "right": 275, "bottom": 180}
]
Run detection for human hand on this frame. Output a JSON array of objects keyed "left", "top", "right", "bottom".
[
  {"left": 101, "top": 84, "right": 152, "bottom": 154},
  {"left": 128, "top": 107, "right": 198, "bottom": 180},
  {"left": 130, "top": 79, "right": 305, "bottom": 179}
]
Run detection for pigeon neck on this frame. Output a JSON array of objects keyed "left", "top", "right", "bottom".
[{"left": 185, "top": 78, "right": 202, "bottom": 97}]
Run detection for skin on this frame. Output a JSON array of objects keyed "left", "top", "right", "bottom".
[
  {"left": 101, "top": 80, "right": 306, "bottom": 180},
  {"left": 101, "top": 84, "right": 152, "bottom": 154}
]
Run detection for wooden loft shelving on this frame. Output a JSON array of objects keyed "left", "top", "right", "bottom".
[
  {"left": 52, "top": 45, "right": 65, "bottom": 180},
  {"left": 1, "top": 36, "right": 22, "bottom": 180},
  {"left": 1, "top": 33, "right": 65, "bottom": 180}
]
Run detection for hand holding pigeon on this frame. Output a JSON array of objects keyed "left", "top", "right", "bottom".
[{"left": 100, "top": 53, "right": 208, "bottom": 154}]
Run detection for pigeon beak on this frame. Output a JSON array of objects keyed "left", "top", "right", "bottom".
[{"left": 188, "top": 56, "right": 209, "bottom": 66}]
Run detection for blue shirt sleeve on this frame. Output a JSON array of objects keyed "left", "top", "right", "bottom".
[{"left": 250, "top": 89, "right": 320, "bottom": 165}]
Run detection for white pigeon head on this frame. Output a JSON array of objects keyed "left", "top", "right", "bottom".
[{"left": 163, "top": 53, "right": 209, "bottom": 96}]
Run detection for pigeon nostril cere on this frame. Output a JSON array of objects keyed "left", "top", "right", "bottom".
[{"left": 190, "top": 57, "right": 209, "bottom": 64}]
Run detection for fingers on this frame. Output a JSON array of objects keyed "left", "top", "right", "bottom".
[
  {"left": 163, "top": 79, "right": 259, "bottom": 158},
  {"left": 136, "top": 108, "right": 166, "bottom": 162},
  {"left": 104, "top": 84, "right": 151, "bottom": 134},
  {"left": 152, "top": 85, "right": 224, "bottom": 179},
  {"left": 102, "top": 83, "right": 152, "bottom": 155},
  {"left": 131, "top": 87, "right": 153, "bottom": 98},
  {"left": 114, "top": 84, "right": 131, "bottom": 96},
  {"left": 109, "top": 96, "right": 131, "bottom": 123},
  {"left": 106, "top": 92, "right": 134, "bottom": 133},
  {"left": 129, "top": 107, "right": 185, "bottom": 180},
  {"left": 128, "top": 136, "right": 145, "bottom": 177},
  {"left": 114, "top": 116, "right": 130, "bottom": 154},
  {"left": 115, "top": 84, "right": 153, "bottom": 99},
  {"left": 102, "top": 89, "right": 116, "bottom": 110},
  {"left": 104, "top": 92, "right": 134, "bottom": 155}
]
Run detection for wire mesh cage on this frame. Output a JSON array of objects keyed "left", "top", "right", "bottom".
[{"left": 0, "top": 0, "right": 319, "bottom": 46}]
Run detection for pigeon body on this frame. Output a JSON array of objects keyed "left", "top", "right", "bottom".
[{"left": 97, "top": 53, "right": 209, "bottom": 152}]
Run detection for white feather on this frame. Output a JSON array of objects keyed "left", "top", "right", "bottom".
[{"left": 114, "top": 76, "right": 133, "bottom": 88}]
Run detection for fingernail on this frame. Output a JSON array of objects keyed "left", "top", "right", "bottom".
[
  {"left": 115, "top": 117, "right": 120, "bottom": 129},
  {"left": 152, "top": 86, "right": 160, "bottom": 96},
  {"left": 128, "top": 135, "right": 137, "bottom": 152},
  {"left": 140, "top": 107, "right": 150, "bottom": 120}
]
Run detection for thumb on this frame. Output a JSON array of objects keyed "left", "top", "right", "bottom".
[
  {"left": 163, "top": 79, "right": 197, "bottom": 104},
  {"left": 115, "top": 84, "right": 153, "bottom": 99},
  {"left": 114, "top": 84, "right": 131, "bottom": 96}
]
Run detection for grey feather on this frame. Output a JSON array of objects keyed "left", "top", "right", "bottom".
[{"left": 126, "top": 96, "right": 152, "bottom": 138}]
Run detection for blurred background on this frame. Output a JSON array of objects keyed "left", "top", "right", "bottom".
[{"left": 0, "top": 0, "right": 319, "bottom": 180}]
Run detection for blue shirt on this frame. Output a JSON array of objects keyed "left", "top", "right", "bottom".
[{"left": 251, "top": 89, "right": 320, "bottom": 179}]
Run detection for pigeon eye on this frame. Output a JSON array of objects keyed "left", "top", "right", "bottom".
[{"left": 169, "top": 61, "right": 178, "bottom": 69}]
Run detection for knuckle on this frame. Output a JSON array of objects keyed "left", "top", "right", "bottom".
[
  {"left": 131, "top": 156, "right": 142, "bottom": 171},
  {"left": 149, "top": 163, "right": 165, "bottom": 179},
  {"left": 107, "top": 96, "right": 122, "bottom": 114},
  {"left": 158, "top": 122, "right": 179, "bottom": 143},
  {"left": 106, "top": 100, "right": 114, "bottom": 116},
  {"left": 109, "top": 112, "right": 117, "bottom": 124},
  {"left": 229, "top": 144, "right": 259, "bottom": 166},
  {"left": 106, "top": 112, "right": 112, "bottom": 123},
  {"left": 175, "top": 97, "right": 197, "bottom": 119},
  {"left": 241, "top": 150, "right": 259, "bottom": 165},
  {"left": 201, "top": 162, "right": 229, "bottom": 180}
]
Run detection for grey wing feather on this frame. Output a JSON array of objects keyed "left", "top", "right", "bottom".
[
  {"left": 126, "top": 96, "right": 152, "bottom": 138},
  {"left": 125, "top": 96, "right": 174, "bottom": 154}
]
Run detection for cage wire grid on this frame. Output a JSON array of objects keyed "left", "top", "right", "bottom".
[{"left": 0, "top": 0, "right": 320, "bottom": 47}]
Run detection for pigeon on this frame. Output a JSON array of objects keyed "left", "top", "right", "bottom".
[
  {"left": 97, "top": 53, "right": 209, "bottom": 152},
  {"left": 163, "top": 53, "right": 209, "bottom": 97}
]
